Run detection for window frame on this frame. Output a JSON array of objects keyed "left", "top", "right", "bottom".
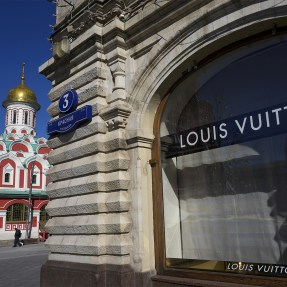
[
  {"left": 4, "top": 172, "right": 10, "bottom": 183},
  {"left": 151, "top": 30, "right": 287, "bottom": 287},
  {"left": 6, "top": 203, "right": 27, "bottom": 222},
  {"left": 2, "top": 164, "right": 14, "bottom": 185}
]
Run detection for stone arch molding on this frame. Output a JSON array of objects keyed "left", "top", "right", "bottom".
[{"left": 126, "top": 1, "right": 287, "bottom": 137}]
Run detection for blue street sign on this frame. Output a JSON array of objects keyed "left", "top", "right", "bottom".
[
  {"left": 47, "top": 105, "right": 92, "bottom": 135},
  {"left": 59, "top": 90, "right": 78, "bottom": 113}
]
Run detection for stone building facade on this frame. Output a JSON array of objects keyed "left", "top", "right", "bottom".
[{"left": 40, "top": 1, "right": 287, "bottom": 286}]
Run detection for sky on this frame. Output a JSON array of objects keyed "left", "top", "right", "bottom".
[{"left": 0, "top": 0, "right": 56, "bottom": 138}]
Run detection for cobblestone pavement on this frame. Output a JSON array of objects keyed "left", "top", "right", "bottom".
[{"left": 0, "top": 243, "right": 48, "bottom": 287}]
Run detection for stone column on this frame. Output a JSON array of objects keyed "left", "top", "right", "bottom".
[{"left": 40, "top": 14, "right": 137, "bottom": 287}]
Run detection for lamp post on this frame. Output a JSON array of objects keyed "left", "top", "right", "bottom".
[{"left": 25, "top": 161, "right": 35, "bottom": 239}]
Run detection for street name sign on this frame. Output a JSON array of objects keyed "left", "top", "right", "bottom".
[{"left": 47, "top": 90, "right": 92, "bottom": 135}]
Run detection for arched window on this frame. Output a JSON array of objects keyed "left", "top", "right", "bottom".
[
  {"left": 4, "top": 173, "right": 10, "bottom": 183},
  {"left": 29, "top": 165, "right": 40, "bottom": 187},
  {"left": 154, "top": 36, "right": 287, "bottom": 279},
  {"left": 6, "top": 203, "right": 27, "bottom": 222},
  {"left": 32, "top": 174, "right": 37, "bottom": 184},
  {"left": 3, "top": 164, "right": 14, "bottom": 185}
]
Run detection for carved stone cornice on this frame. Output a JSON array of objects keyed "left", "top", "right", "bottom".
[
  {"left": 51, "top": 0, "right": 157, "bottom": 43},
  {"left": 100, "top": 103, "right": 132, "bottom": 131}
]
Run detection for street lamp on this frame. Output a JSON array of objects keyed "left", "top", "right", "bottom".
[{"left": 25, "top": 161, "right": 35, "bottom": 239}]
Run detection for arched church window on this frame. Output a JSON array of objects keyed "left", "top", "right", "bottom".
[
  {"left": 3, "top": 164, "right": 14, "bottom": 185},
  {"left": 6, "top": 203, "right": 27, "bottom": 222},
  {"left": 4, "top": 173, "right": 10, "bottom": 183},
  {"left": 31, "top": 165, "right": 40, "bottom": 186},
  {"left": 32, "top": 174, "right": 37, "bottom": 184}
]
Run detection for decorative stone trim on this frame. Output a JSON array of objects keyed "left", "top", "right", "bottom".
[
  {"left": 48, "top": 133, "right": 127, "bottom": 165},
  {"left": 53, "top": 0, "right": 158, "bottom": 42},
  {"left": 45, "top": 212, "right": 132, "bottom": 234},
  {"left": 126, "top": 136, "right": 154, "bottom": 150},
  {"left": 46, "top": 191, "right": 131, "bottom": 215},
  {"left": 47, "top": 151, "right": 130, "bottom": 182},
  {"left": 46, "top": 171, "right": 130, "bottom": 198},
  {"left": 46, "top": 234, "right": 132, "bottom": 256},
  {"left": 47, "top": 117, "right": 107, "bottom": 148},
  {"left": 100, "top": 104, "right": 132, "bottom": 131}
]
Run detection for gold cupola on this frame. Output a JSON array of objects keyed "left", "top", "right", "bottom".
[{"left": 2, "top": 63, "right": 40, "bottom": 111}]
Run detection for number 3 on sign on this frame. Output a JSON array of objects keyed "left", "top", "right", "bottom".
[
  {"left": 62, "top": 93, "right": 69, "bottom": 109},
  {"left": 58, "top": 90, "right": 78, "bottom": 114}
]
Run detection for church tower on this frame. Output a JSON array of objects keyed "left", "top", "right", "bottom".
[
  {"left": 2, "top": 63, "right": 40, "bottom": 136},
  {"left": 0, "top": 64, "right": 51, "bottom": 242}
]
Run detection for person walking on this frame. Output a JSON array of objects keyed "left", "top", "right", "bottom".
[{"left": 13, "top": 228, "right": 22, "bottom": 247}]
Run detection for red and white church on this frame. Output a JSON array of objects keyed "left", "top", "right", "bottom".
[{"left": 0, "top": 65, "right": 51, "bottom": 241}]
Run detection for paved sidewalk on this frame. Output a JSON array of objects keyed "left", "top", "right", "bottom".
[{"left": 0, "top": 243, "right": 49, "bottom": 287}]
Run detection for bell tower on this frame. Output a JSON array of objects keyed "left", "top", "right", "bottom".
[{"left": 2, "top": 64, "right": 40, "bottom": 136}]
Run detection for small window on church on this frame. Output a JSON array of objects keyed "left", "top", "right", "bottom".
[
  {"left": 3, "top": 164, "right": 14, "bottom": 185},
  {"left": 13, "top": 110, "right": 17, "bottom": 124},
  {"left": 32, "top": 174, "right": 37, "bottom": 184},
  {"left": 24, "top": 111, "right": 28, "bottom": 124},
  {"left": 4, "top": 173, "right": 10, "bottom": 183}
]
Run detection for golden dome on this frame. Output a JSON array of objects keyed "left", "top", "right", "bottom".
[{"left": 2, "top": 64, "right": 40, "bottom": 110}]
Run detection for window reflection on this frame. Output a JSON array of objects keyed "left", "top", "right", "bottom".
[{"left": 160, "top": 37, "right": 287, "bottom": 276}]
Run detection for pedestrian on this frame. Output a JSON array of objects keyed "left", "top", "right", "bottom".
[{"left": 13, "top": 228, "right": 22, "bottom": 247}]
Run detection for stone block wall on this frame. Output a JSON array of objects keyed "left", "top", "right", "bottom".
[{"left": 40, "top": 0, "right": 287, "bottom": 286}]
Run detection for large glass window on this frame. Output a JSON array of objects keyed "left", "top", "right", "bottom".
[
  {"left": 160, "top": 35, "right": 287, "bottom": 277},
  {"left": 6, "top": 204, "right": 27, "bottom": 222}
]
